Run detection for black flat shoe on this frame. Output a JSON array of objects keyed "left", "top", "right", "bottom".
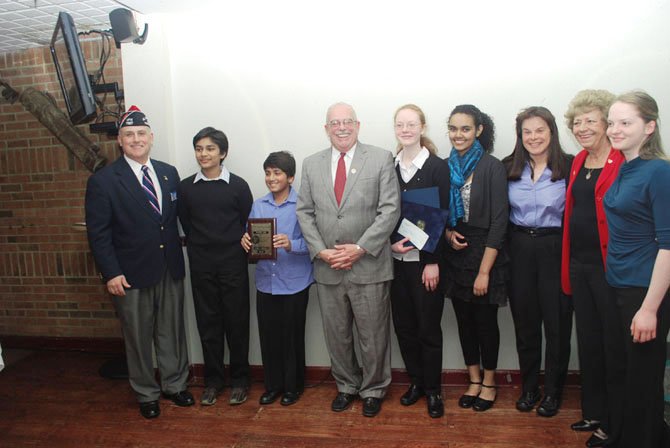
[
  {"left": 400, "top": 384, "right": 425, "bottom": 406},
  {"left": 571, "top": 419, "right": 600, "bottom": 432},
  {"left": 331, "top": 392, "right": 355, "bottom": 412},
  {"left": 585, "top": 433, "right": 609, "bottom": 447},
  {"left": 536, "top": 395, "right": 560, "bottom": 417},
  {"left": 472, "top": 384, "right": 496, "bottom": 412},
  {"left": 458, "top": 380, "right": 482, "bottom": 409},
  {"left": 280, "top": 392, "right": 300, "bottom": 406},
  {"left": 515, "top": 389, "right": 541, "bottom": 412},
  {"left": 427, "top": 394, "right": 444, "bottom": 418},
  {"left": 259, "top": 390, "right": 282, "bottom": 405},
  {"left": 362, "top": 397, "right": 382, "bottom": 417},
  {"left": 139, "top": 400, "right": 160, "bottom": 419}
]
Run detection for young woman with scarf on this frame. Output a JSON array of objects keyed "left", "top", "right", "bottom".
[{"left": 443, "top": 104, "right": 509, "bottom": 412}]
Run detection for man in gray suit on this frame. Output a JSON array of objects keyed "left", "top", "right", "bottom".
[{"left": 296, "top": 102, "right": 400, "bottom": 417}]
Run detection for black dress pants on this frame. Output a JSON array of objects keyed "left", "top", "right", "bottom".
[
  {"left": 570, "top": 259, "right": 625, "bottom": 440},
  {"left": 391, "top": 260, "right": 445, "bottom": 394},
  {"left": 508, "top": 230, "right": 572, "bottom": 397},
  {"left": 614, "top": 287, "right": 670, "bottom": 448},
  {"left": 256, "top": 287, "right": 310, "bottom": 393},
  {"left": 191, "top": 269, "right": 250, "bottom": 390},
  {"left": 451, "top": 299, "right": 500, "bottom": 370}
]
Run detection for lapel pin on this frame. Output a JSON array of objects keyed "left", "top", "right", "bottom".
[
  {"left": 351, "top": 168, "right": 357, "bottom": 174},
  {"left": 607, "top": 159, "right": 612, "bottom": 164},
  {"left": 163, "top": 175, "right": 168, "bottom": 181}
]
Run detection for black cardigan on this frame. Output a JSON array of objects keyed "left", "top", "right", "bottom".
[
  {"left": 447, "top": 153, "right": 509, "bottom": 250},
  {"left": 395, "top": 154, "right": 451, "bottom": 264}
]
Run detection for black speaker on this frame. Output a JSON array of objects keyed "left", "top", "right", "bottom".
[{"left": 109, "top": 8, "right": 148, "bottom": 48}]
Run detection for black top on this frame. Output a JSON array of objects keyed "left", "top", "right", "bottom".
[
  {"left": 395, "top": 154, "right": 451, "bottom": 264},
  {"left": 448, "top": 153, "right": 509, "bottom": 250},
  {"left": 177, "top": 172, "right": 253, "bottom": 272},
  {"left": 569, "top": 165, "right": 603, "bottom": 265}
]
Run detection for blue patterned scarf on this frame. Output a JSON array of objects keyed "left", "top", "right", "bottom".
[{"left": 447, "top": 139, "right": 484, "bottom": 227}]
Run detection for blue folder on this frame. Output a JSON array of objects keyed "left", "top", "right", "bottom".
[
  {"left": 401, "top": 186, "right": 440, "bottom": 208},
  {"left": 395, "top": 200, "right": 450, "bottom": 253}
]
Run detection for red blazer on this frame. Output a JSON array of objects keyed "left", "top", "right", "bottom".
[{"left": 561, "top": 148, "right": 625, "bottom": 294}]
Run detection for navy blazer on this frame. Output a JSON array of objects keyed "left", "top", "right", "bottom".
[{"left": 85, "top": 156, "right": 185, "bottom": 289}]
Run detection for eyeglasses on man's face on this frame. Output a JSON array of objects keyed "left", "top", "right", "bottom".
[{"left": 328, "top": 119, "right": 357, "bottom": 128}]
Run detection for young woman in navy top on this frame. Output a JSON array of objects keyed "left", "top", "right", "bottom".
[{"left": 604, "top": 91, "right": 670, "bottom": 448}]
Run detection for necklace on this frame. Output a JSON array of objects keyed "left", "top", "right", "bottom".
[{"left": 586, "top": 168, "right": 594, "bottom": 180}]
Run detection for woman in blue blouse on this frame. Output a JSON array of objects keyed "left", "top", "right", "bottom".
[
  {"left": 241, "top": 151, "right": 314, "bottom": 406},
  {"left": 443, "top": 105, "right": 508, "bottom": 412},
  {"left": 604, "top": 91, "right": 670, "bottom": 448},
  {"left": 502, "top": 107, "right": 573, "bottom": 418}
]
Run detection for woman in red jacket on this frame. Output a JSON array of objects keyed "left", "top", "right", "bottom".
[{"left": 561, "top": 90, "right": 625, "bottom": 448}]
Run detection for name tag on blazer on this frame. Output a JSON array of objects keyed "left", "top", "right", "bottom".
[{"left": 170, "top": 191, "right": 177, "bottom": 201}]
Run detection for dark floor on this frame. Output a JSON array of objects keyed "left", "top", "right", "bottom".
[{"left": 0, "top": 349, "right": 669, "bottom": 447}]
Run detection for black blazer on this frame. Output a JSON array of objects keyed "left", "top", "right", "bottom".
[{"left": 85, "top": 156, "right": 185, "bottom": 289}]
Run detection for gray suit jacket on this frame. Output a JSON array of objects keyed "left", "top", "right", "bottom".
[{"left": 296, "top": 142, "right": 401, "bottom": 285}]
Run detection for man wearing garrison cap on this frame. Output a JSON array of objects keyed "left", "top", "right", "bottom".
[{"left": 85, "top": 106, "right": 194, "bottom": 419}]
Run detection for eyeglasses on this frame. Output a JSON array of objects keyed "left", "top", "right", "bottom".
[
  {"left": 328, "top": 119, "right": 357, "bottom": 128},
  {"left": 395, "top": 122, "right": 421, "bottom": 130}
]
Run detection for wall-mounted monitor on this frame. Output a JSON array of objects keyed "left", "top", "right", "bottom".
[{"left": 50, "top": 11, "right": 97, "bottom": 125}]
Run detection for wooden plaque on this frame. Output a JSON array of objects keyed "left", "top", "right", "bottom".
[{"left": 247, "top": 218, "right": 277, "bottom": 260}]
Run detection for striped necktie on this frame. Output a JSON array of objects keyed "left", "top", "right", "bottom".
[{"left": 141, "top": 165, "right": 161, "bottom": 216}]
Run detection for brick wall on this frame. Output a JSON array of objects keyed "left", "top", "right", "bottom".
[{"left": 0, "top": 38, "right": 124, "bottom": 338}]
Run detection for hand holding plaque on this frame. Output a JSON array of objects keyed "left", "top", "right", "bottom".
[{"left": 247, "top": 218, "right": 277, "bottom": 260}]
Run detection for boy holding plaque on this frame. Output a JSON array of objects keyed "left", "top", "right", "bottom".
[
  {"left": 241, "top": 151, "right": 314, "bottom": 406},
  {"left": 178, "top": 127, "right": 253, "bottom": 407}
]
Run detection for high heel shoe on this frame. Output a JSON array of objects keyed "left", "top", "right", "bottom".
[
  {"left": 473, "top": 384, "right": 497, "bottom": 412},
  {"left": 458, "top": 380, "right": 482, "bottom": 409}
]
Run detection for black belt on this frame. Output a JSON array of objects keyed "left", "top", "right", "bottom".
[{"left": 512, "top": 225, "right": 562, "bottom": 237}]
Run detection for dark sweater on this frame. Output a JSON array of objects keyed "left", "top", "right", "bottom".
[
  {"left": 177, "top": 172, "right": 253, "bottom": 272},
  {"left": 395, "top": 154, "right": 451, "bottom": 264}
]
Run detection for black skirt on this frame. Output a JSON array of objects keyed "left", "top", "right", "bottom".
[{"left": 443, "top": 222, "right": 509, "bottom": 306}]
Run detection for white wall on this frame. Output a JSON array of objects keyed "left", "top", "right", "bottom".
[{"left": 121, "top": 0, "right": 670, "bottom": 370}]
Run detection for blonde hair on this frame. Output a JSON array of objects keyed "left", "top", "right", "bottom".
[
  {"left": 564, "top": 89, "right": 615, "bottom": 131},
  {"left": 393, "top": 104, "right": 438, "bottom": 155},
  {"left": 614, "top": 90, "right": 665, "bottom": 160}
]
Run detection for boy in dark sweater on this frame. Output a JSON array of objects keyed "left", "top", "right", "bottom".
[{"left": 177, "top": 127, "right": 253, "bottom": 406}]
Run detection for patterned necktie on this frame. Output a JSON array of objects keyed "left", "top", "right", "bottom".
[
  {"left": 334, "top": 152, "right": 346, "bottom": 206},
  {"left": 141, "top": 165, "right": 161, "bottom": 216}
]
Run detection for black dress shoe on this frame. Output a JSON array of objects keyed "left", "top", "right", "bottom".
[
  {"left": 458, "top": 381, "right": 481, "bottom": 409},
  {"left": 515, "top": 389, "right": 541, "bottom": 412},
  {"left": 571, "top": 419, "right": 601, "bottom": 432},
  {"left": 259, "top": 390, "right": 282, "bottom": 405},
  {"left": 163, "top": 390, "right": 195, "bottom": 407},
  {"left": 331, "top": 392, "right": 355, "bottom": 412},
  {"left": 400, "top": 384, "right": 424, "bottom": 406},
  {"left": 362, "top": 397, "right": 382, "bottom": 417},
  {"left": 280, "top": 392, "right": 300, "bottom": 406},
  {"left": 585, "top": 433, "right": 609, "bottom": 447},
  {"left": 139, "top": 400, "right": 160, "bottom": 419},
  {"left": 472, "top": 384, "right": 497, "bottom": 412},
  {"left": 536, "top": 395, "right": 559, "bottom": 417},
  {"left": 426, "top": 394, "right": 444, "bottom": 418}
]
